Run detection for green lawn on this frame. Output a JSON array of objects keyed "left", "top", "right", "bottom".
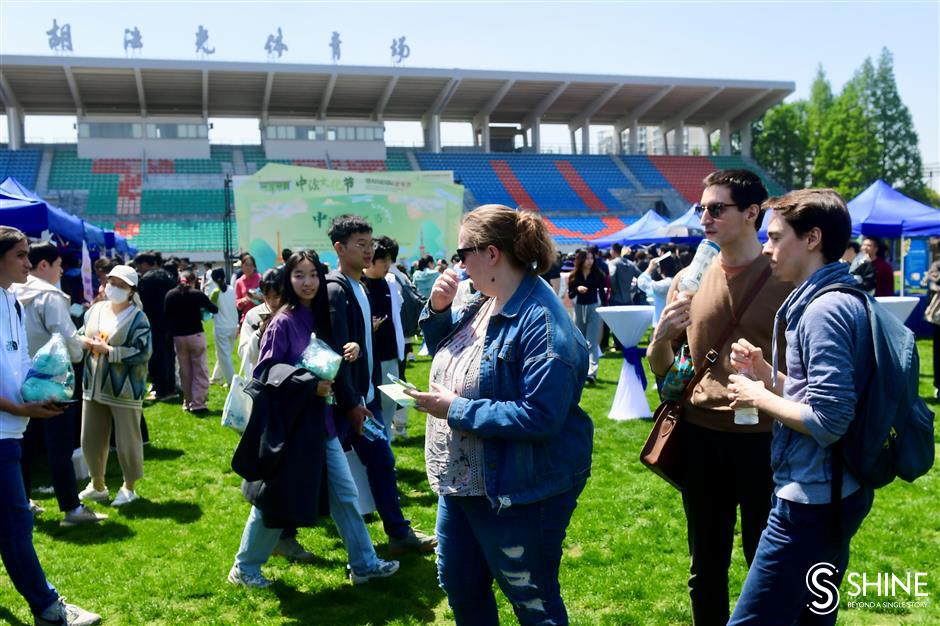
[{"left": 2, "top": 326, "right": 938, "bottom": 625}]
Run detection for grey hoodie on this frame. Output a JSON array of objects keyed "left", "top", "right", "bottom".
[
  {"left": 770, "top": 261, "right": 873, "bottom": 504},
  {"left": 14, "top": 274, "right": 84, "bottom": 363}
]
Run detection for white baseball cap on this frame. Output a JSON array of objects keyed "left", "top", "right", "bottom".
[{"left": 108, "top": 264, "right": 139, "bottom": 288}]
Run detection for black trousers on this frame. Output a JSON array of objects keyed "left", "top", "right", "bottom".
[
  {"left": 148, "top": 328, "right": 177, "bottom": 397},
  {"left": 679, "top": 421, "right": 774, "bottom": 626},
  {"left": 20, "top": 406, "right": 80, "bottom": 513}
]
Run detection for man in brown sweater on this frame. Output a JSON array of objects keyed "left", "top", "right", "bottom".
[{"left": 647, "top": 170, "right": 793, "bottom": 626}]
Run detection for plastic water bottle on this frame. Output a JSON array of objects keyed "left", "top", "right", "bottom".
[
  {"left": 678, "top": 240, "right": 721, "bottom": 295},
  {"left": 734, "top": 366, "right": 760, "bottom": 426}
]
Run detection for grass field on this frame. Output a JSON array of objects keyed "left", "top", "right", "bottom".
[{"left": 1, "top": 324, "right": 938, "bottom": 625}]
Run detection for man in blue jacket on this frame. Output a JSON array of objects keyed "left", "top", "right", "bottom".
[{"left": 726, "top": 189, "right": 875, "bottom": 625}]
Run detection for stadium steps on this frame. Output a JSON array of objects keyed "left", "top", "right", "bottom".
[
  {"left": 406, "top": 150, "right": 421, "bottom": 171},
  {"left": 36, "top": 147, "right": 54, "bottom": 195},
  {"left": 553, "top": 161, "right": 606, "bottom": 211},
  {"left": 490, "top": 160, "right": 539, "bottom": 210},
  {"left": 610, "top": 155, "right": 646, "bottom": 192},
  {"left": 232, "top": 149, "right": 248, "bottom": 176},
  {"left": 647, "top": 156, "right": 716, "bottom": 203}
]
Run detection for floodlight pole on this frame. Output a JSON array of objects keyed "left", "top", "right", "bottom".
[{"left": 223, "top": 174, "right": 234, "bottom": 278}]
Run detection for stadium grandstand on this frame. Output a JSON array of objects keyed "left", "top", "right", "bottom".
[{"left": 0, "top": 55, "right": 791, "bottom": 256}]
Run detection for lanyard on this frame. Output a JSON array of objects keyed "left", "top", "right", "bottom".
[{"left": 2, "top": 290, "right": 19, "bottom": 352}]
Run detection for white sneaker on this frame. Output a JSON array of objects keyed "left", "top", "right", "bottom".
[
  {"left": 78, "top": 482, "right": 109, "bottom": 503},
  {"left": 227, "top": 564, "right": 272, "bottom": 589},
  {"left": 29, "top": 499, "right": 46, "bottom": 515},
  {"left": 348, "top": 558, "right": 400, "bottom": 585},
  {"left": 111, "top": 487, "right": 138, "bottom": 507},
  {"left": 35, "top": 596, "right": 101, "bottom": 625}
]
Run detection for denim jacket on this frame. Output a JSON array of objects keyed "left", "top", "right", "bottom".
[{"left": 420, "top": 272, "right": 594, "bottom": 508}]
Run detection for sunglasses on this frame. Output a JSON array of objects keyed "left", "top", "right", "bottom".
[
  {"left": 693, "top": 202, "right": 739, "bottom": 218},
  {"left": 455, "top": 246, "right": 481, "bottom": 263}
]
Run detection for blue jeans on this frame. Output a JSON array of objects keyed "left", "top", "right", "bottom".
[
  {"left": 728, "top": 488, "right": 874, "bottom": 625},
  {"left": 574, "top": 303, "right": 601, "bottom": 377},
  {"left": 436, "top": 480, "right": 586, "bottom": 626},
  {"left": 235, "top": 437, "right": 379, "bottom": 577},
  {"left": 0, "top": 438, "right": 59, "bottom": 617},
  {"left": 344, "top": 398, "right": 411, "bottom": 540}
]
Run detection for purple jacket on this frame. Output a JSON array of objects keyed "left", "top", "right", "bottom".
[{"left": 255, "top": 306, "right": 336, "bottom": 437}]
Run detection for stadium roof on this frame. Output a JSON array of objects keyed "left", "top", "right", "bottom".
[{"left": 0, "top": 55, "right": 793, "bottom": 130}]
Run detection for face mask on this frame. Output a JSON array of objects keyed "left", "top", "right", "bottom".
[{"left": 105, "top": 284, "right": 130, "bottom": 304}]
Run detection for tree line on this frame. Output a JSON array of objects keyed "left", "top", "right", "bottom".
[{"left": 752, "top": 48, "right": 938, "bottom": 206}]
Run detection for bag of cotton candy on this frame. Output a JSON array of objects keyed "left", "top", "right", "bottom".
[
  {"left": 21, "top": 333, "right": 75, "bottom": 402},
  {"left": 296, "top": 333, "right": 342, "bottom": 381}
]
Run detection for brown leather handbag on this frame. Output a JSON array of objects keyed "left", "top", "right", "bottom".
[{"left": 640, "top": 266, "right": 772, "bottom": 491}]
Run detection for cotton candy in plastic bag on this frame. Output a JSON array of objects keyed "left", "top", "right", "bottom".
[
  {"left": 296, "top": 333, "right": 342, "bottom": 381},
  {"left": 21, "top": 333, "right": 75, "bottom": 402}
]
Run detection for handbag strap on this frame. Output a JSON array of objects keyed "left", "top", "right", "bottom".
[{"left": 678, "top": 264, "right": 773, "bottom": 404}]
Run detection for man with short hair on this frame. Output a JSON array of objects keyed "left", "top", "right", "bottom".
[
  {"left": 607, "top": 242, "right": 641, "bottom": 350},
  {"left": 14, "top": 242, "right": 107, "bottom": 528},
  {"left": 326, "top": 215, "right": 436, "bottom": 555},
  {"left": 727, "top": 189, "right": 875, "bottom": 624},
  {"left": 135, "top": 252, "right": 177, "bottom": 400},
  {"left": 861, "top": 236, "right": 894, "bottom": 296},
  {"left": 363, "top": 236, "right": 406, "bottom": 440},
  {"left": 0, "top": 227, "right": 101, "bottom": 626},
  {"left": 647, "top": 170, "right": 793, "bottom": 625}
]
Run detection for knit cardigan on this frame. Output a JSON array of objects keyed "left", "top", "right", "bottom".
[{"left": 81, "top": 302, "right": 153, "bottom": 409}]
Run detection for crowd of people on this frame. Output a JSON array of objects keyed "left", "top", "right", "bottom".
[{"left": 0, "top": 167, "right": 923, "bottom": 625}]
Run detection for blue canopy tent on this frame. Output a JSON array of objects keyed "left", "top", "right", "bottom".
[
  {"left": 83, "top": 221, "right": 106, "bottom": 249},
  {"left": 848, "top": 179, "right": 940, "bottom": 238},
  {"left": 0, "top": 176, "right": 129, "bottom": 253},
  {"left": 0, "top": 184, "right": 86, "bottom": 247},
  {"left": 666, "top": 204, "right": 705, "bottom": 234},
  {"left": 589, "top": 210, "right": 670, "bottom": 246},
  {"left": 114, "top": 234, "right": 134, "bottom": 256}
]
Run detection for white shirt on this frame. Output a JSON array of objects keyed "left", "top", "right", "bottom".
[
  {"left": 211, "top": 283, "right": 239, "bottom": 331},
  {"left": 385, "top": 274, "right": 405, "bottom": 361},
  {"left": 346, "top": 275, "right": 375, "bottom": 404},
  {"left": 0, "top": 287, "right": 32, "bottom": 439}
]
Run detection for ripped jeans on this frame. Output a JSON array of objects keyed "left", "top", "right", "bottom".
[{"left": 436, "top": 480, "right": 586, "bottom": 626}]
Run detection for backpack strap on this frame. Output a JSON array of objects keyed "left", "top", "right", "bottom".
[{"left": 796, "top": 282, "right": 867, "bottom": 541}]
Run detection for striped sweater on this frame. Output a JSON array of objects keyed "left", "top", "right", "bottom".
[{"left": 81, "top": 302, "right": 152, "bottom": 409}]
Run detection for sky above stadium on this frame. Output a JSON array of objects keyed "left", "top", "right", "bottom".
[{"left": 1, "top": 0, "right": 937, "bottom": 168}]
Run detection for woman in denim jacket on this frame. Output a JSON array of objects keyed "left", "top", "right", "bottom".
[{"left": 406, "top": 205, "right": 594, "bottom": 626}]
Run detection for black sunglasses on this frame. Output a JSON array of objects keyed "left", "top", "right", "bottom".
[
  {"left": 694, "top": 202, "right": 739, "bottom": 218},
  {"left": 455, "top": 246, "right": 480, "bottom": 263}
]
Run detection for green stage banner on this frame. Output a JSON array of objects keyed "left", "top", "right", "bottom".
[{"left": 234, "top": 164, "right": 463, "bottom": 271}]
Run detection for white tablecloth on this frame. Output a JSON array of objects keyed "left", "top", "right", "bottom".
[
  {"left": 597, "top": 306, "right": 654, "bottom": 420},
  {"left": 875, "top": 296, "right": 919, "bottom": 323}
]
